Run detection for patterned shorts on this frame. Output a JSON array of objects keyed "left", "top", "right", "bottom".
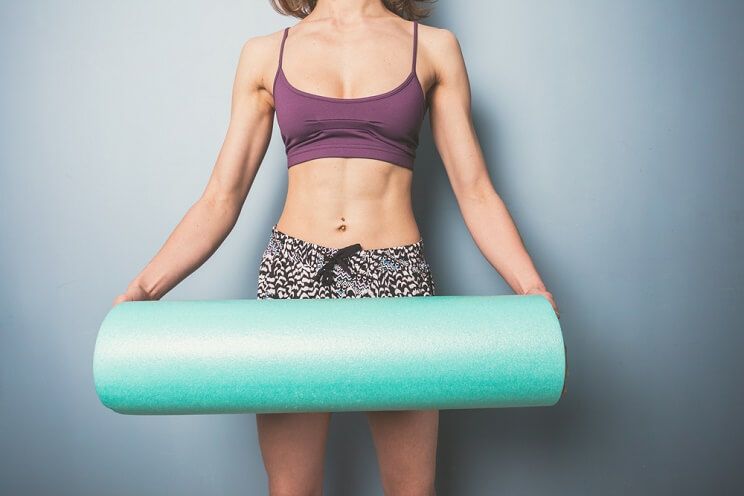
[{"left": 257, "top": 224, "right": 437, "bottom": 299}]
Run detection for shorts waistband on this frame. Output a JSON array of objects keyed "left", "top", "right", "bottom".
[{"left": 267, "top": 224, "right": 427, "bottom": 266}]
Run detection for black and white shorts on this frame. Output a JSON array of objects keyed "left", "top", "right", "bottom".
[{"left": 257, "top": 224, "right": 437, "bottom": 299}]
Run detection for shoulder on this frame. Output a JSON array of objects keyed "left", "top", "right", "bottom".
[
  {"left": 234, "top": 28, "right": 291, "bottom": 90},
  {"left": 238, "top": 27, "right": 287, "bottom": 65},
  {"left": 419, "top": 22, "right": 466, "bottom": 83},
  {"left": 417, "top": 22, "right": 462, "bottom": 53},
  {"left": 417, "top": 23, "right": 466, "bottom": 82},
  {"left": 417, "top": 23, "right": 464, "bottom": 69}
]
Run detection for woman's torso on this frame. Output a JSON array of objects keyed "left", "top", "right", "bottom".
[{"left": 269, "top": 18, "right": 431, "bottom": 249}]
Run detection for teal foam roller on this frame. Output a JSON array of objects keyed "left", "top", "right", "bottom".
[{"left": 93, "top": 295, "right": 566, "bottom": 414}]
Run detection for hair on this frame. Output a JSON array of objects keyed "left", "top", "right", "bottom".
[{"left": 269, "top": 0, "right": 436, "bottom": 21}]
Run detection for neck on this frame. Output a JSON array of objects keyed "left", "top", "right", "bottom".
[{"left": 308, "top": 0, "right": 391, "bottom": 25}]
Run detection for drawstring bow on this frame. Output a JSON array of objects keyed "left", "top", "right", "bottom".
[{"left": 313, "top": 243, "right": 363, "bottom": 286}]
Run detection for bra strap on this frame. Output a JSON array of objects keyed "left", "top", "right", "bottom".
[
  {"left": 278, "top": 27, "right": 289, "bottom": 70},
  {"left": 412, "top": 20, "right": 418, "bottom": 72}
]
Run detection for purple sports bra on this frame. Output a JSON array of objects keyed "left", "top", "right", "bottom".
[{"left": 273, "top": 20, "right": 427, "bottom": 170}]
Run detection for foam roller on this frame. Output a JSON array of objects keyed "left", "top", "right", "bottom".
[{"left": 93, "top": 295, "right": 566, "bottom": 414}]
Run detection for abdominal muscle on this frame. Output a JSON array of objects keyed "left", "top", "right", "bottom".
[{"left": 275, "top": 156, "right": 421, "bottom": 250}]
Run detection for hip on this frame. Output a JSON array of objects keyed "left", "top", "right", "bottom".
[{"left": 257, "top": 224, "right": 436, "bottom": 299}]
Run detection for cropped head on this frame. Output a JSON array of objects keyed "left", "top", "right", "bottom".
[{"left": 269, "top": 0, "right": 436, "bottom": 20}]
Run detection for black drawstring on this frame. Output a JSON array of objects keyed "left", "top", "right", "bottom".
[{"left": 313, "top": 243, "right": 363, "bottom": 287}]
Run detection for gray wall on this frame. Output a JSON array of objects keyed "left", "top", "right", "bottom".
[{"left": 2, "top": 1, "right": 742, "bottom": 494}]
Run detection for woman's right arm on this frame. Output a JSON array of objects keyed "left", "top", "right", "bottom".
[{"left": 113, "top": 35, "right": 277, "bottom": 306}]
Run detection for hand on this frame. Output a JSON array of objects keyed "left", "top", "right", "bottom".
[
  {"left": 523, "top": 286, "right": 560, "bottom": 319},
  {"left": 112, "top": 281, "right": 152, "bottom": 308}
]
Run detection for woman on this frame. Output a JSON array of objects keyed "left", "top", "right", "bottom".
[{"left": 113, "top": 0, "right": 559, "bottom": 494}]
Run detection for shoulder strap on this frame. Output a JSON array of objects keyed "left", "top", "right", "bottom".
[
  {"left": 278, "top": 27, "right": 289, "bottom": 70},
  {"left": 412, "top": 20, "right": 418, "bottom": 72}
]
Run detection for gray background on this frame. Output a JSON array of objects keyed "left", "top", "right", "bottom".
[{"left": 1, "top": 0, "right": 742, "bottom": 494}]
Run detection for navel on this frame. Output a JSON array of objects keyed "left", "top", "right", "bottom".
[{"left": 337, "top": 217, "right": 346, "bottom": 232}]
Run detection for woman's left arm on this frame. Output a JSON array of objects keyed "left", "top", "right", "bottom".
[{"left": 425, "top": 28, "right": 559, "bottom": 318}]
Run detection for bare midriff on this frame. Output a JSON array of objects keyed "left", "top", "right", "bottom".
[{"left": 275, "top": 157, "right": 421, "bottom": 250}]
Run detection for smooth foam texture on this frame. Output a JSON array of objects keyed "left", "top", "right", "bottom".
[{"left": 93, "top": 295, "right": 566, "bottom": 414}]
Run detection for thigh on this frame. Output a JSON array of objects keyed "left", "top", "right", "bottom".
[
  {"left": 365, "top": 409, "right": 439, "bottom": 493},
  {"left": 255, "top": 412, "right": 332, "bottom": 491}
]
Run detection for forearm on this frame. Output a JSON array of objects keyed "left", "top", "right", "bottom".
[
  {"left": 127, "top": 195, "right": 241, "bottom": 300},
  {"left": 456, "top": 178, "right": 547, "bottom": 295}
]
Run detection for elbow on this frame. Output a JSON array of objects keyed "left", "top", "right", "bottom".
[
  {"left": 201, "top": 189, "right": 242, "bottom": 216},
  {"left": 454, "top": 172, "right": 498, "bottom": 204}
]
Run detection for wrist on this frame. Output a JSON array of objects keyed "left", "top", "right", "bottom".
[
  {"left": 517, "top": 281, "right": 547, "bottom": 295},
  {"left": 128, "top": 276, "right": 159, "bottom": 301}
]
